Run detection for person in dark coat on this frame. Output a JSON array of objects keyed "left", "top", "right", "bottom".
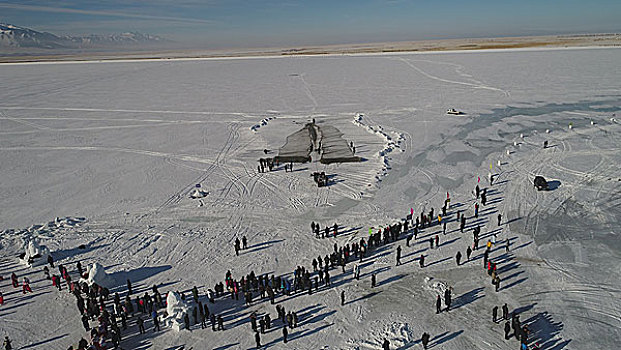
[
  {"left": 421, "top": 332, "right": 430, "bottom": 349},
  {"left": 254, "top": 331, "right": 261, "bottom": 348},
  {"left": 3, "top": 336, "right": 12, "bottom": 350},
  {"left": 341, "top": 291, "right": 345, "bottom": 305},
  {"left": 382, "top": 338, "right": 390, "bottom": 350},
  {"left": 81, "top": 314, "right": 90, "bottom": 331},
  {"left": 444, "top": 289, "right": 451, "bottom": 312},
  {"left": 455, "top": 251, "right": 462, "bottom": 265},
  {"left": 283, "top": 326, "right": 288, "bottom": 343},
  {"left": 184, "top": 313, "right": 191, "bottom": 331},
  {"left": 137, "top": 316, "right": 145, "bottom": 334},
  {"left": 502, "top": 303, "right": 509, "bottom": 320},
  {"left": 504, "top": 321, "right": 511, "bottom": 340},
  {"left": 492, "top": 306, "right": 498, "bottom": 322},
  {"left": 217, "top": 315, "right": 224, "bottom": 330},
  {"left": 436, "top": 295, "right": 442, "bottom": 314}
]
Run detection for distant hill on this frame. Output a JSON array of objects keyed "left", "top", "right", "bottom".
[{"left": 0, "top": 23, "right": 167, "bottom": 49}]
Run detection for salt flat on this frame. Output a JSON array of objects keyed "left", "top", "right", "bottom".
[{"left": 0, "top": 48, "right": 619, "bottom": 349}]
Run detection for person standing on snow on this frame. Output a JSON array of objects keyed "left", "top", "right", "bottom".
[
  {"left": 282, "top": 326, "right": 288, "bottom": 343},
  {"left": 235, "top": 238, "right": 241, "bottom": 256},
  {"left": 255, "top": 331, "right": 261, "bottom": 348},
  {"left": 396, "top": 246, "right": 402, "bottom": 266},
  {"left": 184, "top": 313, "right": 190, "bottom": 331},
  {"left": 436, "top": 295, "right": 442, "bottom": 314},
  {"left": 217, "top": 315, "right": 224, "bottom": 330},
  {"left": 421, "top": 332, "right": 430, "bottom": 349},
  {"left": 81, "top": 314, "right": 90, "bottom": 331},
  {"left": 341, "top": 291, "right": 345, "bottom": 306},
  {"left": 353, "top": 264, "right": 360, "bottom": 280},
  {"left": 444, "top": 288, "right": 451, "bottom": 312},
  {"left": 137, "top": 316, "right": 145, "bottom": 334},
  {"left": 3, "top": 336, "right": 12, "bottom": 350},
  {"left": 152, "top": 310, "right": 160, "bottom": 331},
  {"left": 382, "top": 338, "right": 390, "bottom": 350},
  {"left": 504, "top": 321, "right": 511, "bottom": 340},
  {"left": 502, "top": 303, "right": 509, "bottom": 320},
  {"left": 22, "top": 278, "right": 32, "bottom": 294}
]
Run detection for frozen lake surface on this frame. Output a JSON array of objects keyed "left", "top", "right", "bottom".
[{"left": 0, "top": 47, "right": 620, "bottom": 349}]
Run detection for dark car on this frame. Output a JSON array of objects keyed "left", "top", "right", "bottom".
[{"left": 534, "top": 176, "right": 548, "bottom": 191}]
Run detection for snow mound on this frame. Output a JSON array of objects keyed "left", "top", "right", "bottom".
[
  {"left": 2, "top": 216, "right": 86, "bottom": 239},
  {"left": 352, "top": 113, "right": 405, "bottom": 182},
  {"left": 164, "top": 291, "right": 191, "bottom": 331},
  {"left": 82, "top": 262, "right": 114, "bottom": 287},
  {"left": 424, "top": 276, "right": 448, "bottom": 295},
  {"left": 54, "top": 216, "right": 86, "bottom": 228},
  {"left": 18, "top": 238, "right": 50, "bottom": 267}
]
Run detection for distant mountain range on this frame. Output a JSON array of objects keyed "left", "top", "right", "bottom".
[{"left": 0, "top": 23, "right": 167, "bottom": 49}]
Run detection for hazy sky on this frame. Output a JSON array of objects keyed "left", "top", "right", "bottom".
[{"left": 1, "top": 0, "right": 620, "bottom": 48}]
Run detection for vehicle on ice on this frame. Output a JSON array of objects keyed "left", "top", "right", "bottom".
[
  {"left": 446, "top": 108, "right": 464, "bottom": 115},
  {"left": 312, "top": 172, "right": 328, "bottom": 187},
  {"left": 533, "top": 176, "right": 548, "bottom": 191}
]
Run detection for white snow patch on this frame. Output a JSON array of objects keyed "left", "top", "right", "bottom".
[
  {"left": 352, "top": 113, "right": 405, "bottom": 182},
  {"left": 81, "top": 262, "right": 114, "bottom": 287},
  {"left": 163, "top": 291, "right": 191, "bottom": 332},
  {"left": 18, "top": 238, "right": 50, "bottom": 267}
]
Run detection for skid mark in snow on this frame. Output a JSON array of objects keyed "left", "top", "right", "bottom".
[
  {"left": 0, "top": 106, "right": 251, "bottom": 116},
  {"left": 394, "top": 57, "right": 510, "bottom": 97},
  {"left": 0, "top": 145, "right": 214, "bottom": 165},
  {"left": 0, "top": 111, "right": 52, "bottom": 130}
]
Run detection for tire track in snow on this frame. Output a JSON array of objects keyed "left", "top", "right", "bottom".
[{"left": 394, "top": 57, "right": 510, "bottom": 97}]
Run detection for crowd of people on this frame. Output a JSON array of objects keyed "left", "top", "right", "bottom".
[{"left": 1, "top": 176, "right": 540, "bottom": 349}]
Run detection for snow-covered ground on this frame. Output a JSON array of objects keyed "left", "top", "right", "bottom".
[{"left": 0, "top": 48, "right": 620, "bottom": 349}]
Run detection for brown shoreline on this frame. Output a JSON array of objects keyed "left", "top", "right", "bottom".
[{"left": 1, "top": 33, "right": 619, "bottom": 63}]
